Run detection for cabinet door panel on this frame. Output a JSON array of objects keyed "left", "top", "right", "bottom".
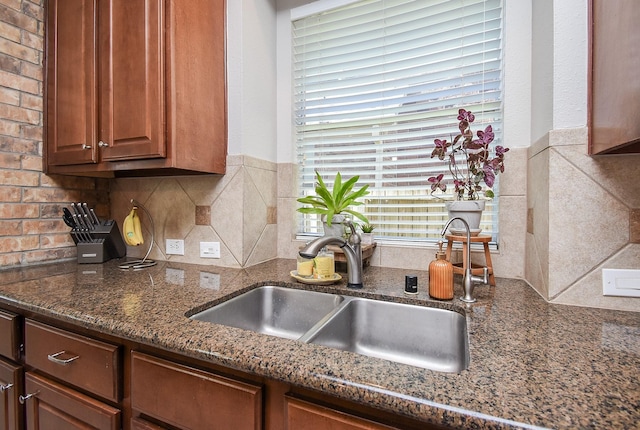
[
  {"left": 23, "top": 372, "right": 120, "bottom": 430},
  {"left": 98, "top": 0, "right": 165, "bottom": 161},
  {"left": 131, "top": 352, "right": 262, "bottom": 430},
  {"left": 285, "top": 396, "right": 396, "bottom": 430},
  {"left": 45, "top": 0, "right": 98, "bottom": 166},
  {"left": 0, "top": 310, "right": 20, "bottom": 362},
  {"left": 131, "top": 417, "right": 166, "bottom": 430},
  {"left": 0, "top": 359, "right": 22, "bottom": 430}
]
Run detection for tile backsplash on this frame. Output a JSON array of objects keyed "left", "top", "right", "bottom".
[
  {"left": 527, "top": 127, "right": 640, "bottom": 312},
  {"left": 111, "top": 155, "right": 277, "bottom": 268}
]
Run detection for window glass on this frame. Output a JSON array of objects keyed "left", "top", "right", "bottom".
[{"left": 293, "top": 0, "right": 503, "bottom": 241}]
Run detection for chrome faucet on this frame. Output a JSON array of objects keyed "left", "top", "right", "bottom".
[
  {"left": 440, "top": 217, "right": 489, "bottom": 303},
  {"left": 299, "top": 219, "right": 363, "bottom": 289}
]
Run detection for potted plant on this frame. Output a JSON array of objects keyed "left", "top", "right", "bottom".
[
  {"left": 359, "top": 223, "right": 376, "bottom": 245},
  {"left": 428, "top": 109, "right": 509, "bottom": 232},
  {"left": 297, "top": 171, "right": 370, "bottom": 237}
]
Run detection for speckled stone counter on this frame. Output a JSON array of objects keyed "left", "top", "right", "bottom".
[{"left": 0, "top": 259, "right": 638, "bottom": 429}]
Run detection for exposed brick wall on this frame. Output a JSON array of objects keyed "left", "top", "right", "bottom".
[{"left": 0, "top": 0, "right": 108, "bottom": 268}]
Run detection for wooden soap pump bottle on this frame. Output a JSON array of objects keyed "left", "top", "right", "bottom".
[{"left": 429, "top": 240, "right": 454, "bottom": 300}]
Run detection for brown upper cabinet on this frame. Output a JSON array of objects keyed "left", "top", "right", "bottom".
[
  {"left": 45, "top": 0, "right": 227, "bottom": 177},
  {"left": 589, "top": 0, "right": 640, "bottom": 155}
]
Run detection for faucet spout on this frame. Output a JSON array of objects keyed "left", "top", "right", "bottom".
[
  {"left": 299, "top": 219, "right": 363, "bottom": 289},
  {"left": 441, "top": 217, "right": 489, "bottom": 303}
]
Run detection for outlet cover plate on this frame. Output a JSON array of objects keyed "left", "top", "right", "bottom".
[
  {"left": 166, "top": 239, "right": 185, "bottom": 255},
  {"left": 200, "top": 242, "right": 221, "bottom": 258},
  {"left": 603, "top": 268, "right": 640, "bottom": 297}
]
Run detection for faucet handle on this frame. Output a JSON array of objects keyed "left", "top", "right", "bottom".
[{"left": 481, "top": 266, "right": 489, "bottom": 285}]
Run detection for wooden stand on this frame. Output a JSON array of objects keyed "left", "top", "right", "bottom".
[
  {"left": 444, "top": 234, "right": 495, "bottom": 286},
  {"left": 327, "top": 243, "right": 377, "bottom": 268}
]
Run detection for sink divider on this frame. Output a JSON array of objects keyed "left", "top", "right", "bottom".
[{"left": 297, "top": 296, "right": 356, "bottom": 343}]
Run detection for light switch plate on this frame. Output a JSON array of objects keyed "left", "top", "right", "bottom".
[
  {"left": 200, "top": 241, "right": 220, "bottom": 258},
  {"left": 602, "top": 269, "right": 640, "bottom": 297}
]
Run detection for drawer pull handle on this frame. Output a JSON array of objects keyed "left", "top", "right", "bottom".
[
  {"left": 82, "top": 144, "right": 92, "bottom": 150},
  {"left": 98, "top": 140, "right": 109, "bottom": 147},
  {"left": 0, "top": 383, "right": 13, "bottom": 392},
  {"left": 47, "top": 350, "right": 80, "bottom": 365},
  {"left": 19, "top": 391, "right": 38, "bottom": 404}
]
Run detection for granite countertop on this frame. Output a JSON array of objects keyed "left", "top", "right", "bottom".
[{"left": 0, "top": 258, "right": 638, "bottom": 429}]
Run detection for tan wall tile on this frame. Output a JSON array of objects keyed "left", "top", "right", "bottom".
[{"left": 631, "top": 209, "right": 640, "bottom": 244}]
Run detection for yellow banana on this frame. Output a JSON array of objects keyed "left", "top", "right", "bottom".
[
  {"left": 123, "top": 208, "right": 141, "bottom": 246},
  {"left": 132, "top": 208, "right": 144, "bottom": 245}
]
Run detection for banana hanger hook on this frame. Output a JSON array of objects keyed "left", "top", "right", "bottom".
[{"left": 118, "top": 199, "right": 157, "bottom": 270}]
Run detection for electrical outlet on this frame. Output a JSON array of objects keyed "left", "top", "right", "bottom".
[
  {"left": 200, "top": 241, "right": 221, "bottom": 258},
  {"left": 166, "top": 239, "right": 185, "bottom": 255}
]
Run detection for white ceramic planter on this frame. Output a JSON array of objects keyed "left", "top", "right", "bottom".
[
  {"left": 445, "top": 200, "right": 486, "bottom": 233},
  {"left": 322, "top": 214, "right": 347, "bottom": 237},
  {"left": 360, "top": 233, "right": 374, "bottom": 245}
]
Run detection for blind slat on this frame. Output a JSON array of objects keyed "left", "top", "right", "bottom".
[{"left": 294, "top": 0, "right": 503, "bottom": 241}]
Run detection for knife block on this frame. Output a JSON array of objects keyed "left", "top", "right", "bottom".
[{"left": 73, "top": 220, "right": 127, "bottom": 264}]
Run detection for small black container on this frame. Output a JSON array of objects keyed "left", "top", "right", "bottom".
[{"left": 404, "top": 274, "right": 418, "bottom": 295}]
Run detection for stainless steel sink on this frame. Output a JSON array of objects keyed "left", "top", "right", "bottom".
[
  {"left": 303, "top": 298, "right": 469, "bottom": 373},
  {"left": 189, "top": 286, "right": 344, "bottom": 340},
  {"left": 189, "top": 286, "right": 469, "bottom": 372}
]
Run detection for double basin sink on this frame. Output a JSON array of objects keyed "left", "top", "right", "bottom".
[{"left": 189, "top": 286, "right": 469, "bottom": 373}]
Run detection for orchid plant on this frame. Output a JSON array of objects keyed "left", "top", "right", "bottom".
[{"left": 428, "top": 109, "right": 509, "bottom": 200}]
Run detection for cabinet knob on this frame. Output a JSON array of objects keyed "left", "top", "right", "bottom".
[
  {"left": 19, "top": 391, "right": 39, "bottom": 404},
  {"left": 47, "top": 350, "right": 80, "bottom": 365},
  {"left": 0, "top": 383, "right": 13, "bottom": 392},
  {"left": 82, "top": 144, "right": 92, "bottom": 150},
  {"left": 98, "top": 141, "right": 110, "bottom": 148}
]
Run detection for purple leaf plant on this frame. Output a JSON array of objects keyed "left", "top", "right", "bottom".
[{"left": 428, "top": 109, "right": 509, "bottom": 200}]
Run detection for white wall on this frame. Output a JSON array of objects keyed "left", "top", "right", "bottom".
[
  {"left": 552, "top": 0, "right": 588, "bottom": 130},
  {"left": 530, "top": 0, "right": 588, "bottom": 144},
  {"left": 503, "top": 1, "right": 533, "bottom": 149},
  {"left": 227, "top": 0, "right": 279, "bottom": 162}
]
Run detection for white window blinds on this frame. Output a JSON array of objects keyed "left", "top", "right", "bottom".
[{"left": 293, "top": 0, "right": 503, "bottom": 241}]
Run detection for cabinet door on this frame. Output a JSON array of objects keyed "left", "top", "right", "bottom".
[
  {"left": 97, "top": 0, "right": 165, "bottom": 161},
  {"left": 589, "top": 0, "right": 640, "bottom": 154},
  {"left": 0, "top": 359, "right": 22, "bottom": 430},
  {"left": 22, "top": 372, "right": 119, "bottom": 430},
  {"left": 45, "top": 0, "right": 98, "bottom": 166},
  {"left": 131, "top": 352, "right": 262, "bottom": 430},
  {"left": 131, "top": 417, "right": 166, "bottom": 430},
  {"left": 0, "top": 310, "right": 20, "bottom": 362},
  {"left": 285, "top": 396, "right": 396, "bottom": 430}
]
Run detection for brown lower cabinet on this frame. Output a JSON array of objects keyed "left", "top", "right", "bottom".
[
  {"left": 285, "top": 396, "right": 396, "bottom": 430},
  {"left": 23, "top": 372, "right": 120, "bottom": 430},
  {"left": 130, "top": 352, "right": 262, "bottom": 430},
  {"left": 0, "top": 309, "right": 433, "bottom": 430},
  {"left": 0, "top": 358, "right": 22, "bottom": 430}
]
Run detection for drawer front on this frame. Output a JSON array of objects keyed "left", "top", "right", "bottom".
[
  {"left": 0, "top": 310, "right": 20, "bottom": 361},
  {"left": 131, "top": 352, "right": 262, "bottom": 430},
  {"left": 24, "top": 319, "right": 120, "bottom": 402},
  {"left": 0, "top": 358, "right": 23, "bottom": 430},
  {"left": 285, "top": 396, "right": 396, "bottom": 430},
  {"left": 131, "top": 417, "right": 166, "bottom": 430},
  {"left": 24, "top": 371, "right": 120, "bottom": 430}
]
